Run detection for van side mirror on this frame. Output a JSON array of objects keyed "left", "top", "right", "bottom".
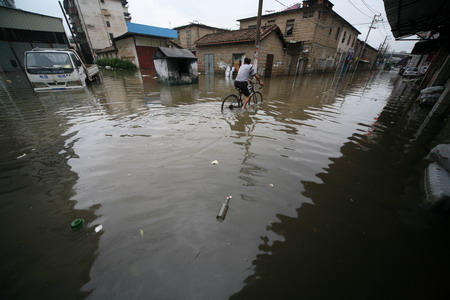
[{"left": 75, "top": 60, "right": 82, "bottom": 67}]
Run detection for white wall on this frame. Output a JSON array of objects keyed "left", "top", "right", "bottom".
[{"left": 76, "top": 0, "right": 128, "bottom": 51}]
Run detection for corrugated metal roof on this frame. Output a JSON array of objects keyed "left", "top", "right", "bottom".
[
  {"left": 0, "top": 6, "right": 65, "bottom": 33},
  {"left": 127, "top": 22, "right": 178, "bottom": 39},
  {"left": 384, "top": 0, "right": 450, "bottom": 38}
]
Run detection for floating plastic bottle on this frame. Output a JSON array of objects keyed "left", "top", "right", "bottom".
[{"left": 216, "top": 196, "right": 232, "bottom": 222}]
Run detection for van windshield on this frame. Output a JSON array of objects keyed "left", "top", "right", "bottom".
[{"left": 26, "top": 52, "right": 74, "bottom": 74}]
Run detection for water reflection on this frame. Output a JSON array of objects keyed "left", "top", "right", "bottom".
[
  {"left": 2, "top": 69, "right": 447, "bottom": 299},
  {"left": 230, "top": 72, "right": 450, "bottom": 299},
  {"left": 0, "top": 73, "right": 100, "bottom": 299}
]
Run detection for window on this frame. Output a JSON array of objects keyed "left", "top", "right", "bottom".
[
  {"left": 248, "top": 25, "right": 256, "bottom": 29},
  {"left": 341, "top": 31, "right": 346, "bottom": 44},
  {"left": 109, "top": 33, "right": 113, "bottom": 39},
  {"left": 303, "top": 11, "right": 314, "bottom": 18},
  {"left": 100, "top": 0, "right": 104, "bottom": 3},
  {"left": 106, "top": 21, "right": 110, "bottom": 27},
  {"left": 70, "top": 53, "right": 80, "bottom": 66},
  {"left": 335, "top": 27, "right": 341, "bottom": 40},
  {"left": 266, "top": 19, "right": 275, "bottom": 26},
  {"left": 285, "top": 19, "right": 294, "bottom": 36},
  {"left": 329, "top": 28, "right": 332, "bottom": 35},
  {"left": 347, "top": 35, "right": 351, "bottom": 45}
]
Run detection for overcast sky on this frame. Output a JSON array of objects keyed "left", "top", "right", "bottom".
[{"left": 15, "top": 0, "right": 415, "bottom": 52}]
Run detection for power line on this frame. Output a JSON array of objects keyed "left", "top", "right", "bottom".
[
  {"left": 352, "top": 21, "right": 388, "bottom": 25},
  {"left": 346, "top": 0, "right": 372, "bottom": 18},
  {"left": 360, "top": 0, "right": 380, "bottom": 15},
  {"left": 275, "top": 0, "right": 288, "bottom": 8}
]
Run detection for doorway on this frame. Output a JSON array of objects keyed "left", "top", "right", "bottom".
[
  {"left": 204, "top": 54, "right": 214, "bottom": 74},
  {"left": 265, "top": 54, "right": 274, "bottom": 77}
]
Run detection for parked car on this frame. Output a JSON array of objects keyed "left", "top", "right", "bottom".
[{"left": 402, "top": 67, "right": 420, "bottom": 79}]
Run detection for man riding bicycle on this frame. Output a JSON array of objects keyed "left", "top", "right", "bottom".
[{"left": 234, "top": 58, "right": 264, "bottom": 109}]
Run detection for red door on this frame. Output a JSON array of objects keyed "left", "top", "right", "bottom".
[{"left": 136, "top": 46, "right": 158, "bottom": 70}]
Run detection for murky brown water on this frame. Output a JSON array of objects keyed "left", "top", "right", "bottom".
[{"left": 1, "top": 69, "right": 449, "bottom": 299}]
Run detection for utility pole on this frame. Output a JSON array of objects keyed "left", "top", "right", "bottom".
[
  {"left": 253, "top": 0, "right": 263, "bottom": 72},
  {"left": 355, "top": 14, "right": 381, "bottom": 72},
  {"left": 373, "top": 35, "right": 388, "bottom": 70}
]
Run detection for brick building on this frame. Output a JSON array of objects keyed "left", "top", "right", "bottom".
[
  {"left": 172, "top": 23, "right": 229, "bottom": 53},
  {"left": 195, "top": 24, "right": 287, "bottom": 77},
  {"left": 237, "top": 0, "right": 360, "bottom": 73}
]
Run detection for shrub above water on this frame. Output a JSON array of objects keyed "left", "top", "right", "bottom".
[{"left": 95, "top": 58, "right": 136, "bottom": 70}]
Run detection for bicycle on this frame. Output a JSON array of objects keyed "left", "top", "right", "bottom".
[{"left": 221, "top": 82, "right": 263, "bottom": 111}]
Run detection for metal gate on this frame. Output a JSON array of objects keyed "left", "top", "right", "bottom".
[
  {"left": 204, "top": 54, "right": 214, "bottom": 74},
  {"left": 136, "top": 46, "right": 158, "bottom": 70}
]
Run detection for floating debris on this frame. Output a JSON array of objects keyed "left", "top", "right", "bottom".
[
  {"left": 94, "top": 225, "right": 103, "bottom": 233},
  {"left": 269, "top": 184, "right": 274, "bottom": 187},
  {"left": 70, "top": 218, "right": 84, "bottom": 229},
  {"left": 139, "top": 228, "right": 144, "bottom": 239},
  {"left": 217, "top": 196, "right": 232, "bottom": 222},
  {"left": 211, "top": 160, "right": 219, "bottom": 165},
  {"left": 16, "top": 153, "right": 26, "bottom": 159}
]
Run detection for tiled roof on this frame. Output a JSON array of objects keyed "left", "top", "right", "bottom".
[{"left": 195, "top": 24, "right": 283, "bottom": 47}]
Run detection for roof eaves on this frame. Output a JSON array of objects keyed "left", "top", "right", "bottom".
[{"left": 196, "top": 39, "right": 254, "bottom": 47}]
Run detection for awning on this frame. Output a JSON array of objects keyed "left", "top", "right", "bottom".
[
  {"left": 411, "top": 39, "right": 439, "bottom": 55},
  {"left": 383, "top": 0, "right": 450, "bottom": 38}
]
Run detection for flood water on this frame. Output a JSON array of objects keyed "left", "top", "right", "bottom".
[{"left": 1, "top": 70, "right": 450, "bottom": 299}]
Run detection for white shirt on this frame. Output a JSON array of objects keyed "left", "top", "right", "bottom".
[{"left": 235, "top": 64, "right": 256, "bottom": 82}]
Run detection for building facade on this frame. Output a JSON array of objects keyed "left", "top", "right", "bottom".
[
  {"left": 172, "top": 23, "right": 229, "bottom": 52},
  {"left": 63, "top": 0, "right": 131, "bottom": 63},
  {"left": 195, "top": 25, "right": 287, "bottom": 76},
  {"left": 237, "top": 0, "right": 360, "bottom": 73},
  {"left": 113, "top": 22, "right": 177, "bottom": 70},
  {"left": 0, "top": 6, "right": 69, "bottom": 72},
  {"left": 353, "top": 39, "right": 378, "bottom": 71}
]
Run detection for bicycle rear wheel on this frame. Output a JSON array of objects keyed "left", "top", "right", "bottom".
[{"left": 221, "top": 94, "right": 241, "bottom": 111}]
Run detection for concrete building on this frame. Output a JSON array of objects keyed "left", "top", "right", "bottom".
[
  {"left": 63, "top": 0, "right": 131, "bottom": 63},
  {"left": 195, "top": 24, "right": 287, "bottom": 76},
  {"left": 113, "top": 22, "right": 177, "bottom": 70},
  {"left": 237, "top": 0, "right": 360, "bottom": 73},
  {"left": 172, "top": 23, "right": 229, "bottom": 53},
  {"left": 0, "top": 6, "right": 69, "bottom": 72}
]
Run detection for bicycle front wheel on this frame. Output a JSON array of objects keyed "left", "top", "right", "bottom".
[
  {"left": 221, "top": 94, "right": 241, "bottom": 111},
  {"left": 251, "top": 91, "right": 263, "bottom": 105}
]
